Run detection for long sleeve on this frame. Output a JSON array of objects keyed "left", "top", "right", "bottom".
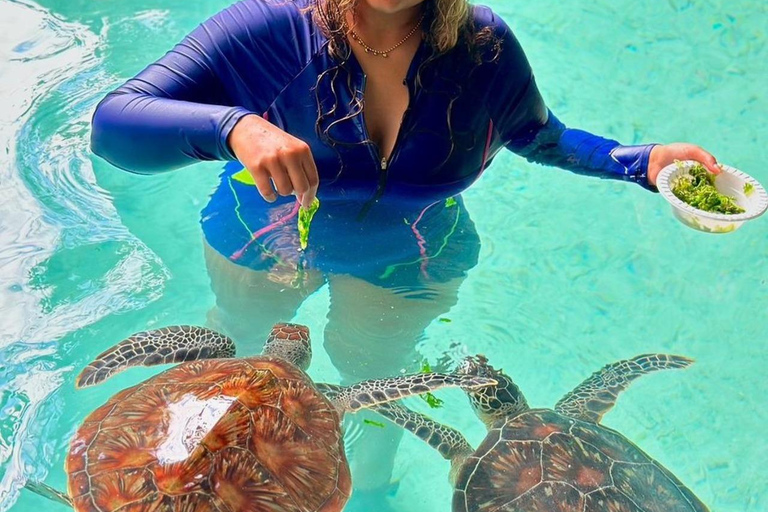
[
  {"left": 483, "top": 11, "right": 657, "bottom": 189},
  {"left": 90, "top": 0, "right": 310, "bottom": 174}
]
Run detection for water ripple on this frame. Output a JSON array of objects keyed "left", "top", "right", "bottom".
[{"left": 0, "top": 2, "right": 169, "bottom": 509}]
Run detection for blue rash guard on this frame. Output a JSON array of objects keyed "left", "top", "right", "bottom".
[{"left": 91, "top": 0, "right": 656, "bottom": 287}]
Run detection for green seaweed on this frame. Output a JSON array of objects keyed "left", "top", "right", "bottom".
[
  {"left": 744, "top": 182, "right": 755, "bottom": 197},
  {"left": 298, "top": 198, "right": 320, "bottom": 250},
  {"left": 445, "top": 197, "right": 458, "bottom": 208},
  {"left": 439, "top": 318, "right": 452, "bottom": 323},
  {"left": 419, "top": 360, "right": 445, "bottom": 409},
  {"left": 671, "top": 162, "right": 745, "bottom": 214},
  {"left": 421, "top": 393, "right": 445, "bottom": 409},
  {"left": 364, "top": 419, "right": 386, "bottom": 429}
]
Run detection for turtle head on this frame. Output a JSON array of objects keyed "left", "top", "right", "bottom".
[
  {"left": 262, "top": 323, "right": 312, "bottom": 371},
  {"left": 456, "top": 355, "right": 529, "bottom": 428}
]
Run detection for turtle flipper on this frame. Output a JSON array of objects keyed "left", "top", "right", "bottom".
[
  {"left": 554, "top": 354, "right": 694, "bottom": 423},
  {"left": 318, "top": 382, "right": 471, "bottom": 459},
  {"left": 24, "top": 480, "right": 72, "bottom": 507},
  {"left": 373, "top": 401, "right": 473, "bottom": 463},
  {"left": 330, "top": 373, "right": 496, "bottom": 413},
  {"left": 76, "top": 326, "right": 236, "bottom": 388}
]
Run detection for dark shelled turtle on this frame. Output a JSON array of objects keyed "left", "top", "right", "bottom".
[{"left": 376, "top": 353, "right": 710, "bottom": 512}]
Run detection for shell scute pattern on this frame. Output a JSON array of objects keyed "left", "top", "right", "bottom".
[
  {"left": 458, "top": 409, "right": 704, "bottom": 512},
  {"left": 150, "top": 447, "right": 213, "bottom": 496},
  {"left": 249, "top": 404, "right": 348, "bottom": 510},
  {"left": 276, "top": 379, "right": 342, "bottom": 449},
  {"left": 98, "top": 385, "right": 174, "bottom": 433},
  {"left": 498, "top": 409, "right": 569, "bottom": 442},
  {"left": 68, "top": 470, "right": 90, "bottom": 498},
  {"left": 148, "top": 359, "right": 246, "bottom": 386},
  {"left": 92, "top": 468, "right": 157, "bottom": 511},
  {"left": 542, "top": 433, "right": 614, "bottom": 492},
  {"left": 611, "top": 463, "right": 698, "bottom": 512},
  {"left": 461, "top": 439, "right": 543, "bottom": 512},
  {"left": 209, "top": 447, "right": 300, "bottom": 512},
  {"left": 68, "top": 356, "right": 347, "bottom": 511},
  {"left": 86, "top": 425, "right": 159, "bottom": 475},
  {"left": 198, "top": 400, "right": 253, "bottom": 453},
  {"left": 245, "top": 356, "right": 311, "bottom": 382},
  {"left": 584, "top": 486, "right": 644, "bottom": 512},
  {"left": 502, "top": 481, "right": 585, "bottom": 512},
  {"left": 567, "top": 422, "right": 646, "bottom": 464}
]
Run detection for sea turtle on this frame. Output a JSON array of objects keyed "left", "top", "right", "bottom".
[
  {"left": 375, "top": 353, "right": 710, "bottom": 512},
  {"left": 25, "top": 323, "right": 495, "bottom": 512}
]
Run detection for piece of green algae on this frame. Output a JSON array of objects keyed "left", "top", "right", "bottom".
[
  {"left": 419, "top": 360, "right": 445, "bottom": 409},
  {"left": 364, "top": 419, "right": 386, "bottom": 429},
  {"left": 298, "top": 198, "right": 320, "bottom": 250}
]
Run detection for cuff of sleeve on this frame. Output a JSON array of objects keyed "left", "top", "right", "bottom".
[
  {"left": 218, "top": 107, "right": 255, "bottom": 161},
  {"left": 609, "top": 143, "right": 659, "bottom": 191}
]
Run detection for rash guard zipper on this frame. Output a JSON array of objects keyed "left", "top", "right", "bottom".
[{"left": 358, "top": 73, "right": 412, "bottom": 219}]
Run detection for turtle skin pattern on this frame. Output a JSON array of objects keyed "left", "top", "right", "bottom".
[
  {"left": 453, "top": 409, "right": 708, "bottom": 512},
  {"left": 66, "top": 357, "right": 350, "bottom": 512}
]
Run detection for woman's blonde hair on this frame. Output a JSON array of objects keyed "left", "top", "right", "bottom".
[{"left": 311, "top": 0, "right": 473, "bottom": 59}]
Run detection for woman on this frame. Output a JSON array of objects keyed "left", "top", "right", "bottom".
[{"left": 91, "top": 0, "right": 719, "bottom": 503}]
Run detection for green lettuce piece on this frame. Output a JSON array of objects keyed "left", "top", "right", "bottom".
[
  {"left": 298, "top": 198, "right": 320, "bottom": 250},
  {"left": 744, "top": 182, "right": 755, "bottom": 197},
  {"left": 671, "top": 162, "right": 745, "bottom": 214},
  {"left": 445, "top": 197, "right": 457, "bottom": 208},
  {"left": 419, "top": 360, "right": 445, "bottom": 409},
  {"left": 364, "top": 419, "right": 386, "bottom": 429},
  {"left": 232, "top": 168, "right": 256, "bottom": 186}
]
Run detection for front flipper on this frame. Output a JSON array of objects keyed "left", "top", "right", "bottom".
[
  {"left": 330, "top": 373, "right": 496, "bottom": 413},
  {"left": 77, "top": 326, "right": 236, "bottom": 388},
  {"left": 555, "top": 353, "right": 694, "bottom": 423},
  {"left": 24, "top": 480, "right": 72, "bottom": 507},
  {"left": 373, "top": 402, "right": 473, "bottom": 463}
]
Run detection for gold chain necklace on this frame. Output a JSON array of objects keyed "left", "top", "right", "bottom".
[{"left": 348, "top": 13, "right": 426, "bottom": 58}]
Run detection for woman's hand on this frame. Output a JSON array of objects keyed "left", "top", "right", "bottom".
[
  {"left": 228, "top": 114, "right": 319, "bottom": 209},
  {"left": 647, "top": 143, "right": 721, "bottom": 187}
]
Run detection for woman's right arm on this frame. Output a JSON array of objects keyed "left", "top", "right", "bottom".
[{"left": 91, "top": 1, "right": 317, "bottom": 205}]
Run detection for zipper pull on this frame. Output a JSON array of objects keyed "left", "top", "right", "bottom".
[{"left": 381, "top": 157, "right": 388, "bottom": 171}]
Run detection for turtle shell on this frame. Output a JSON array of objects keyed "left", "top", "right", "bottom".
[
  {"left": 65, "top": 357, "right": 350, "bottom": 512},
  {"left": 453, "top": 409, "right": 709, "bottom": 512}
]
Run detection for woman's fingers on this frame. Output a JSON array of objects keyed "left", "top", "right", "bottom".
[
  {"left": 688, "top": 146, "right": 721, "bottom": 175},
  {"left": 250, "top": 166, "right": 277, "bottom": 203},
  {"left": 229, "top": 115, "right": 320, "bottom": 205},
  {"left": 270, "top": 161, "right": 295, "bottom": 197},
  {"left": 301, "top": 155, "right": 319, "bottom": 209}
]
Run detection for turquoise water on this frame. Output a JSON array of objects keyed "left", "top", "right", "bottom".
[{"left": 0, "top": 0, "right": 766, "bottom": 511}]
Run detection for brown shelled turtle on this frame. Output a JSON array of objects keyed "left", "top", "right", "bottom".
[
  {"left": 375, "top": 353, "right": 710, "bottom": 512},
  {"left": 25, "top": 323, "right": 495, "bottom": 512}
]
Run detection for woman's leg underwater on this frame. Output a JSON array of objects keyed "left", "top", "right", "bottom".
[
  {"left": 203, "top": 240, "right": 325, "bottom": 350},
  {"left": 325, "top": 274, "right": 465, "bottom": 499}
]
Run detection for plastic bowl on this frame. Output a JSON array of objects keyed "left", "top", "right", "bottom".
[{"left": 656, "top": 160, "right": 768, "bottom": 233}]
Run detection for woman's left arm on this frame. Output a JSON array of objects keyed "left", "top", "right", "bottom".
[{"left": 483, "top": 12, "right": 720, "bottom": 189}]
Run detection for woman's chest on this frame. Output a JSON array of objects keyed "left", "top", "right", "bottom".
[{"left": 262, "top": 53, "right": 499, "bottom": 191}]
